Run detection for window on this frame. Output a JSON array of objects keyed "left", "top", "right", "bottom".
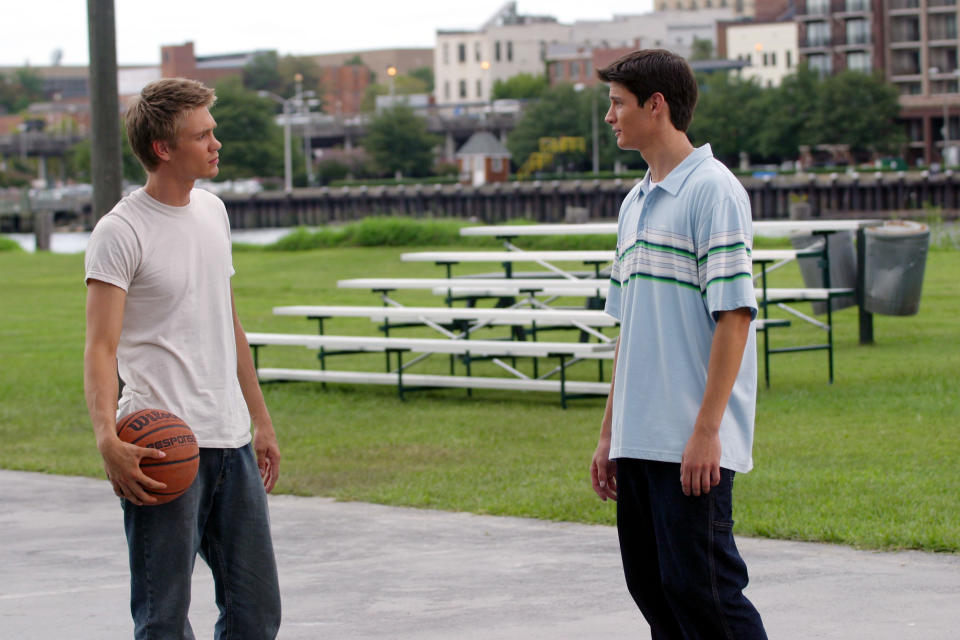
[
  {"left": 846, "top": 19, "right": 869, "bottom": 45},
  {"left": 459, "top": 80, "right": 467, "bottom": 98},
  {"left": 806, "top": 0, "right": 829, "bottom": 15},
  {"left": 571, "top": 61, "right": 581, "bottom": 78},
  {"left": 762, "top": 53, "right": 769, "bottom": 66},
  {"left": 443, "top": 43, "right": 449, "bottom": 65},
  {"left": 507, "top": 41, "right": 513, "bottom": 62},
  {"left": 890, "top": 16, "right": 920, "bottom": 43},
  {"left": 929, "top": 14, "right": 958, "bottom": 40},
  {"left": 552, "top": 61, "right": 562, "bottom": 78},
  {"left": 491, "top": 157, "right": 503, "bottom": 172},
  {"left": 477, "top": 79, "right": 482, "bottom": 98},
  {"left": 458, "top": 43, "right": 466, "bottom": 63},
  {"left": 846, "top": 51, "right": 871, "bottom": 73},
  {"left": 495, "top": 41, "right": 501, "bottom": 62},
  {"left": 771, "top": 52, "right": 777, "bottom": 66},
  {"left": 444, "top": 81, "right": 450, "bottom": 100},
  {"left": 896, "top": 81, "right": 922, "bottom": 96},
  {"left": 806, "top": 21, "right": 830, "bottom": 47},
  {"left": 891, "top": 49, "right": 920, "bottom": 75},
  {"left": 475, "top": 42, "right": 482, "bottom": 62},
  {"left": 929, "top": 46, "right": 959, "bottom": 73},
  {"left": 786, "top": 50, "right": 793, "bottom": 68},
  {"left": 807, "top": 53, "right": 833, "bottom": 75}
]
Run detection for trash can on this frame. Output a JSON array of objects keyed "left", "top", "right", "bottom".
[
  {"left": 863, "top": 221, "right": 930, "bottom": 316},
  {"left": 790, "top": 231, "right": 858, "bottom": 314}
]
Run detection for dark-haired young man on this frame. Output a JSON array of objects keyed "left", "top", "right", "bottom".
[
  {"left": 589, "top": 50, "right": 767, "bottom": 639},
  {"left": 84, "top": 78, "right": 281, "bottom": 639}
]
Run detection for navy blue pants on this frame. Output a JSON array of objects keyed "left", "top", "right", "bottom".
[{"left": 615, "top": 458, "right": 766, "bottom": 640}]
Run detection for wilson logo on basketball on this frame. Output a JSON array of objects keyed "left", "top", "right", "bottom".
[
  {"left": 145, "top": 434, "right": 198, "bottom": 450},
  {"left": 126, "top": 410, "right": 176, "bottom": 432}
]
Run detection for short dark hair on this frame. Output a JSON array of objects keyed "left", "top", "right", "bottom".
[
  {"left": 125, "top": 78, "right": 216, "bottom": 171},
  {"left": 597, "top": 49, "right": 698, "bottom": 132}
]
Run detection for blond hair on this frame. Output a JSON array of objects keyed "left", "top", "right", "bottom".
[{"left": 125, "top": 78, "right": 216, "bottom": 171}]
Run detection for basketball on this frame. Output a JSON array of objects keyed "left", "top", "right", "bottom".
[{"left": 116, "top": 409, "right": 200, "bottom": 505}]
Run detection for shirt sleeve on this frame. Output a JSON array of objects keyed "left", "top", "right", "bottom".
[
  {"left": 84, "top": 214, "right": 140, "bottom": 292},
  {"left": 695, "top": 194, "right": 758, "bottom": 322}
]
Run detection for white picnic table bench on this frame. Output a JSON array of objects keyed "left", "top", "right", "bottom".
[{"left": 247, "top": 325, "right": 616, "bottom": 407}]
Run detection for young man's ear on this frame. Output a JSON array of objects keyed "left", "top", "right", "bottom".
[
  {"left": 151, "top": 139, "right": 172, "bottom": 163},
  {"left": 647, "top": 92, "right": 667, "bottom": 116}
]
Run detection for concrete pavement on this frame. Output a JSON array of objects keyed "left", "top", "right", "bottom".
[{"left": 1, "top": 469, "right": 958, "bottom": 639}]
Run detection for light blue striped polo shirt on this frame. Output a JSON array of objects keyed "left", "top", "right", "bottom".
[{"left": 605, "top": 144, "right": 759, "bottom": 473}]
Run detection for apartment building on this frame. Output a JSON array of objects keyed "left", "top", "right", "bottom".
[
  {"left": 434, "top": 2, "right": 735, "bottom": 106},
  {"left": 887, "top": 0, "right": 960, "bottom": 164}
]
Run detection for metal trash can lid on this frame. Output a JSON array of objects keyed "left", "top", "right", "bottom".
[{"left": 865, "top": 220, "right": 929, "bottom": 237}]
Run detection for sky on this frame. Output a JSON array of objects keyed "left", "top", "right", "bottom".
[{"left": 3, "top": 0, "right": 655, "bottom": 68}]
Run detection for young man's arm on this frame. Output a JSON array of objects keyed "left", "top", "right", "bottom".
[
  {"left": 680, "top": 307, "right": 753, "bottom": 497},
  {"left": 231, "top": 290, "right": 281, "bottom": 493},
  {"left": 590, "top": 335, "right": 620, "bottom": 501},
  {"left": 84, "top": 280, "right": 167, "bottom": 505}
]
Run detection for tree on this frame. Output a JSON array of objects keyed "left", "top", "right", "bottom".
[
  {"left": 0, "top": 67, "right": 45, "bottom": 113},
  {"left": 690, "top": 38, "right": 714, "bottom": 62},
  {"left": 363, "top": 104, "right": 439, "bottom": 177},
  {"left": 68, "top": 126, "right": 145, "bottom": 184},
  {"left": 408, "top": 66, "right": 434, "bottom": 93},
  {"left": 242, "top": 51, "right": 283, "bottom": 95},
  {"left": 507, "top": 83, "right": 643, "bottom": 175},
  {"left": 210, "top": 78, "right": 289, "bottom": 181},
  {"left": 360, "top": 74, "right": 430, "bottom": 112},
  {"left": 687, "top": 71, "right": 767, "bottom": 165},
  {"left": 492, "top": 73, "right": 548, "bottom": 100},
  {"left": 753, "top": 63, "right": 822, "bottom": 161},
  {"left": 814, "top": 71, "right": 905, "bottom": 155}
]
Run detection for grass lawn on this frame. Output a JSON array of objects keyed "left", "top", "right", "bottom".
[{"left": 1, "top": 242, "right": 957, "bottom": 552}]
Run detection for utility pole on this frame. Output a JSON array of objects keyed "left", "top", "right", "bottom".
[{"left": 87, "top": 0, "right": 123, "bottom": 221}]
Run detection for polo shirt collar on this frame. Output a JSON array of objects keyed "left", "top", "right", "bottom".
[{"left": 639, "top": 143, "right": 714, "bottom": 197}]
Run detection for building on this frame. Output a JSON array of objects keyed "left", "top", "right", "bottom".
[
  {"left": 309, "top": 48, "right": 433, "bottom": 79},
  {"left": 794, "top": 0, "right": 960, "bottom": 166},
  {"left": 722, "top": 21, "right": 799, "bottom": 86},
  {"left": 309, "top": 48, "right": 433, "bottom": 116},
  {"left": 456, "top": 131, "right": 512, "bottom": 185},
  {"left": 435, "top": 2, "right": 736, "bottom": 106},
  {"left": 795, "top": 0, "right": 881, "bottom": 76},
  {"left": 160, "top": 42, "right": 268, "bottom": 85},
  {"left": 656, "top": 0, "right": 758, "bottom": 18},
  {"left": 885, "top": 0, "right": 960, "bottom": 165}
]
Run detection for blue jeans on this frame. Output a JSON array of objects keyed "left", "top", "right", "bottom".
[
  {"left": 123, "top": 444, "right": 281, "bottom": 640},
  {"left": 615, "top": 458, "right": 766, "bottom": 640}
]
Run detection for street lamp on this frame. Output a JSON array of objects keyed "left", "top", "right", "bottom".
[
  {"left": 574, "top": 82, "right": 601, "bottom": 174},
  {"left": 386, "top": 65, "right": 397, "bottom": 101},
  {"left": 257, "top": 89, "right": 293, "bottom": 194},
  {"left": 928, "top": 66, "right": 960, "bottom": 166}
]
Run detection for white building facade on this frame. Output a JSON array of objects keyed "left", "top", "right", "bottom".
[
  {"left": 725, "top": 22, "right": 799, "bottom": 87},
  {"left": 434, "top": 3, "right": 736, "bottom": 107}
]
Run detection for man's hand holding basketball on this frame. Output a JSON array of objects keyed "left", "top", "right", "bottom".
[{"left": 98, "top": 434, "right": 167, "bottom": 505}]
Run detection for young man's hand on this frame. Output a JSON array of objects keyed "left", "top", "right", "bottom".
[
  {"left": 590, "top": 437, "right": 618, "bottom": 501},
  {"left": 680, "top": 428, "right": 721, "bottom": 497},
  {"left": 98, "top": 435, "right": 167, "bottom": 505},
  {"left": 254, "top": 426, "right": 281, "bottom": 493}
]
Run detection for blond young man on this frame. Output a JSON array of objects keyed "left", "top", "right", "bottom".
[
  {"left": 589, "top": 50, "right": 766, "bottom": 639},
  {"left": 84, "top": 78, "right": 281, "bottom": 639}
]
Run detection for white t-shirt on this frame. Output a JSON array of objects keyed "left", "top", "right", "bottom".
[{"left": 85, "top": 187, "right": 251, "bottom": 448}]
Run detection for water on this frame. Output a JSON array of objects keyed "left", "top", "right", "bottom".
[{"left": 4, "top": 228, "right": 299, "bottom": 254}]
